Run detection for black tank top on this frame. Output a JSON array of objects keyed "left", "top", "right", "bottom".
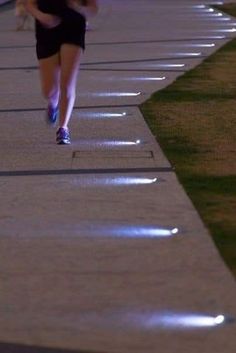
[
  {"left": 37, "top": 0, "right": 68, "bottom": 16},
  {"left": 36, "top": 0, "right": 87, "bottom": 14},
  {"left": 35, "top": 0, "right": 86, "bottom": 41}
]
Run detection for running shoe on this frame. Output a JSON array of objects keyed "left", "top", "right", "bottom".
[
  {"left": 56, "top": 127, "right": 71, "bottom": 145},
  {"left": 46, "top": 104, "right": 59, "bottom": 125}
]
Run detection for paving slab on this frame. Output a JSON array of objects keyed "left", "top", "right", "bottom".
[{"left": 0, "top": 1, "right": 236, "bottom": 353}]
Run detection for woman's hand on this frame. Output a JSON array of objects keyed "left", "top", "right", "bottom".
[{"left": 67, "top": 0, "right": 98, "bottom": 18}]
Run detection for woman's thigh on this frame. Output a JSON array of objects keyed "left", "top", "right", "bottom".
[{"left": 60, "top": 44, "right": 82, "bottom": 92}]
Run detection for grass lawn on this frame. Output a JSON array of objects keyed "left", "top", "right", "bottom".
[{"left": 140, "top": 4, "right": 236, "bottom": 277}]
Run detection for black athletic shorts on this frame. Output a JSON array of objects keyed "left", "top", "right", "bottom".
[{"left": 35, "top": 9, "right": 86, "bottom": 60}]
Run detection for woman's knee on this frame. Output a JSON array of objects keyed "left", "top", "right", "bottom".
[
  {"left": 41, "top": 83, "right": 59, "bottom": 100},
  {"left": 60, "top": 77, "right": 77, "bottom": 98},
  {"left": 60, "top": 85, "right": 76, "bottom": 101}
]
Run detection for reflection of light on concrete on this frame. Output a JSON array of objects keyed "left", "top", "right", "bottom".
[
  {"left": 73, "top": 176, "right": 159, "bottom": 187},
  {"left": 181, "top": 43, "right": 215, "bottom": 47},
  {"left": 68, "top": 219, "right": 180, "bottom": 238},
  {"left": 83, "top": 177, "right": 159, "bottom": 186},
  {"left": 74, "top": 139, "right": 143, "bottom": 147},
  {"left": 193, "top": 7, "right": 214, "bottom": 13},
  {"left": 173, "top": 52, "right": 202, "bottom": 56},
  {"left": 121, "top": 76, "right": 166, "bottom": 81},
  {"left": 193, "top": 4, "right": 206, "bottom": 8},
  {"left": 74, "top": 310, "right": 232, "bottom": 331},
  {"left": 73, "top": 224, "right": 179, "bottom": 238},
  {"left": 144, "top": 313, "right": 226, "bottom": 329},
  {"left": 106, "top": 177, "right": 158, "bottom": 186},
  {"left": 80, "top": 112, "right": 127, "bottom": 119},
  {"left": 197, "top": 35, "right": 225, "bottom": 39},
  {"left": 198, "top": 14, "right": 229, "bottom": 18},
  {"left": 213, "top": 28, "right": 236, "bottom": 32},
  {"left": 214, "top": 17, "right": 231, "bottom": 21},
  {"left": 198, "top": 11, "right": 221, "bottom": 15},
  {"left": 99, "top": 226, "right": 179, "bottom": 238},
  {"left": 195, "top": 13, "right": 222, "bottom": 17},
  {"left": 137, "top": 63, "right": 185, "bottom": 68},
  {"left": 100, "top": 140, "right": 139, "bottom": 146},
  {"left": 91, "top": 92, "right": 141, "bottom": 97}
]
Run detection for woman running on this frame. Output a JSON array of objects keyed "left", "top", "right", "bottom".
[{"left": 27, "top": 0, "right": 98, "bottom": 144}]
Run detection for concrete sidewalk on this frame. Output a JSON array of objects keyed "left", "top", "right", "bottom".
[{"left": 0, "top": 1, "right": 236, "bottom": 352}]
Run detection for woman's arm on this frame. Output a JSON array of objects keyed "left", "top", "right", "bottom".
[
  {"left": 26, "top": 0, "right": 43, "bottom": 20},
  {"left": 84, "top": 0, "right": 98, "bottom": 16},
  {"left": 26, "top": 0, "right": 61, "bottom": 28},
  {"left": 69, "top": 0, "right": 98, "bottom": 18}
]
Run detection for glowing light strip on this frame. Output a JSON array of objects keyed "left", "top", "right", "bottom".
[
  {"left": 198, "top": 12, "right": 223, "bottom": 17},
  {"left": 80, "top": 112, "right": 127, "bottom": 118},
  {"left": 98, "top": 140, "right": 141, "bottom": 146},
  {"left": 213, "top": 28, "right": 236, "bottom": 32},
  {"left": 91, "top": 92, "right": 141, "bottom": 97},
  {"left": 173, "top": 52, "right": 202, "bottom": 56},
  {"left": 136, "top": 63, "right": 185, "bottom": 68},
  {"left": 205, "top": 8, "right": 214, "bottom": 13},
  {"left": 193, "top": 5, "right": 206, "bottom": 8},
  {"left": 99, "top": 226, "right": 179, "bottom": 238},
  {"left": 181, "top": 43, "right": 215, "bottom": 47},
  {"left": 119, "top": 177, "right": 158, "bottom": 185},
  {"left": 74, "top": 139, "right": 142, "bottom": 147},
  {"left": 196, "top": 12, "right": 222, "bottom": 16},
  {"left": 73, "top": 224, "right": 179, "bottom": 238},
  {"left": 79, "top": 177, "right": 159, "bottom": 186},
  {"left": 192, "top": 8, "right": 214, "bottom": 13},
  {"left": 195, "top": 15, "right": 230, "bottom": 20},
  {"left": 200, "top": 36, "right": 226, "bottom": 39},
  {"left": 104, "top": 177, "right": 158, "bottom": 185},
  {"left": 145, "top": 313, "right": 226, "bottom": 328},
  {"left": 75, "top": 310, "right": 230, "bottom": 330},
  {"left": 121, "top": 76, "right": 166, "bottom": 81},
  {"left": 213, "top": 18, "right": 231, "bottom": 21}
]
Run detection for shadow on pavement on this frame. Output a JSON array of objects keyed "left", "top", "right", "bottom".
[{"left": 0, "top": 342, "right": 107, "bottom": 353}]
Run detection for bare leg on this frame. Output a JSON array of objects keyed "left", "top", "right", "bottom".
[
  {"left": 38, "top": 53, "right": 61, "bottom": 109},
  {"left": 59, "top": 44, "right": 82, "bottom": 129}
]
